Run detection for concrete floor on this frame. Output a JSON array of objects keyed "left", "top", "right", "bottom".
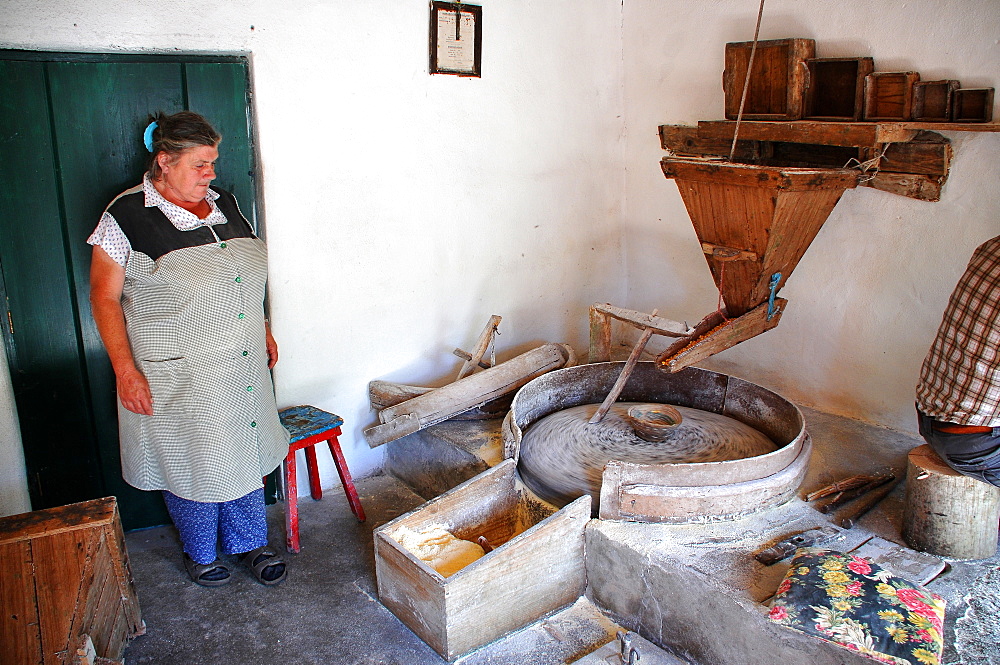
[
  {"left": 121, "top": 407, "right": 1000, "bottom": 665},
  {"left": 121, "top": 473, "right": 624, "bottom": 665}
]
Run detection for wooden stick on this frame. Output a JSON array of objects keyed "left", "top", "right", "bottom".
[
  {"left": 815, "top": 474, "right": 895, "bottom": 514},
  {"left": 833, "top": 478, "right": 901, "bottom": 529},
  {"left": 589, "top": 310, "right": 658, "bottom": 424},
  {"left": 805, "top": 473, "right": 878, "bottom": 501},
  {"left": 456, "top": 315, "right": 501, "bottom": 380}
]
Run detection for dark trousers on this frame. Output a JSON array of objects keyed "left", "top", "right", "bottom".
[{"left": 917, "top": 409, "right": 1000, "bottom": 487}]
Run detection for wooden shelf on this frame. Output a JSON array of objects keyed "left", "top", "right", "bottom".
[{"left": 698, "top": 119, "right": 1000, "bottom": 147}]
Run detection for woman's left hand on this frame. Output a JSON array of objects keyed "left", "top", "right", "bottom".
[{"left": 265, "top": 323, "right": 278, "bottom": 369}]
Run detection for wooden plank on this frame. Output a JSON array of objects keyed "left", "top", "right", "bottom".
[
  {"left": 863, "top": 173, "right": 944, "bottom": 202},
  {"left": 365, "top": 344, "right": 573, "bottom": 448},
  {"left": 659, "top": 125, "right": 757, "bottom": 159},
  {"left": 444, "top": 495, "right": 589, "bottom": 659},
  {"left": 0, "top": 540, "right": 42, "bottom": 665},
  {"left": 588, "top": 306, "right": 613, "bottom": 363},
  {"left": 589, "top": 303, "right": 689, "bottom": 337},
  {"left": 698, "top": 119, "right": 1000, "bottom": 147},
  {"left": 658, "top": 299, "right": 786, "bottom": 372},
  {"left": 456, "top": 315, "right": 501, "bottom": 380},
  {"left": 375, "top": 533, "right": 447, "bottom": 655},
  {"left": 0, "top": 498, "right": 116, "bottom": 545},
  {"left": 33, "top": 530, "right": 92, "bottom": 665},
  {"left": 698, "top": 119, "right": 916, "bottom": 146},
  {"left": 868, "top": 132, "right": 951, "bottom": 175},
  {"left": 661, "top": 157, "right": 858, "bottom": 191}
]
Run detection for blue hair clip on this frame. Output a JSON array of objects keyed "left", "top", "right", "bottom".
[{"left": 143, "top": 121, "right": 158, "bottom": 152}]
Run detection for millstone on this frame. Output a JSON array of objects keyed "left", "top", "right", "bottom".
[{"left": 517, "top": 402, "right": 777, "bottom": 507}]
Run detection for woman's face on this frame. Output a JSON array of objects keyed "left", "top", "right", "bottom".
[{"left": 157, "top": 145, "right": 218, "bottom": 205}]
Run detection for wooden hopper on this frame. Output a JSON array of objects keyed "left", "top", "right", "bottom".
[{"left": 658, "top": 157, "right": 859, "bottom": 369}]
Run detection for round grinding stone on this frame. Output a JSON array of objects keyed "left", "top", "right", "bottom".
[{"left": 517, "top": 402, "right": 777, "bottom": 508}]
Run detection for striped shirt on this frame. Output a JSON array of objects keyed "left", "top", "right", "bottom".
[{"left": 916, "top": 235, "right": 1000, "bottom": 427}]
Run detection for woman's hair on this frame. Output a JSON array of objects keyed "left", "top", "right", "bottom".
[{"left": 146, "top": 111, "right": 222, "bottom": 179}]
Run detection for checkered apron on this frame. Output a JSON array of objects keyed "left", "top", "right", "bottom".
[{"left": 118, "top": 232, "right": 289, "bottom": 503}]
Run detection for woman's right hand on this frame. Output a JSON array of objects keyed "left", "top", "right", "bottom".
[{"left": 117, "top": 367, "right": 154, "bottom": 415}]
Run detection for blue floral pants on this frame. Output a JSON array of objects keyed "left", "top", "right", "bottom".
[{"left": 163, "top": 488, "right": 269, "bottom": 565}]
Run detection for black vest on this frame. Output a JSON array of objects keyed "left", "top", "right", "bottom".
[{"left": 110, "top": 186, "right": 256, "bottom": 262}]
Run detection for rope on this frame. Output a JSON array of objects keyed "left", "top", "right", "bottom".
[
  {"left": 728, "top": 0, "right": 767, "bottom": 162},
  {"left": 844, "top": 143, "right": 891, "bottom": 183}
]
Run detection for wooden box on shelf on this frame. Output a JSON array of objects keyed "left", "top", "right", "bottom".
[
  {"left": 723, "top": 38, "right": 815, "bottom": 120},
  {"left": 952, "top": 88, "right": 995, "bottom": 122},
  {"left": 0, "top": 497, "right": 143, "bottom": 665},
  {"left": 803, "top": 57, "right": 874, "bottom": 121},
  {"left": 912, "top": 80, "right": 960, "bottom": 122},
  {"left": 864, "top": 71, "right": 920, "bottom": 120},
  {"left": 374, "top": 460, "right": 590, "bottom": 661}
]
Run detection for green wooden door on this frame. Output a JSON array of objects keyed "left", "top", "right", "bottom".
[{"left": 0, "top": 51, "right": 257, "bottom": 530}]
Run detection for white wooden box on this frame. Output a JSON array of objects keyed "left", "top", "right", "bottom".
[{"left": 374, "top": 459, "right": 591, "bottom": 660}]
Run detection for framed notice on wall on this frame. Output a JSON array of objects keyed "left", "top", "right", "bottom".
[{"left": 429, "top": 2, "right": 482, "bottom": 77}]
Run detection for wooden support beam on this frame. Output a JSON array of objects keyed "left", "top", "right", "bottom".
[
  {"left": 455, "top": 315, "right": 501, "bottom": 380},
  {"left": 657, "top": 299, "right": 787, "bottom": 373},
  {"left": 863, "top": 173, "right": 944, "bottom": 202},
  {"left": 590, "top": 303, "right": 691, "bottom": 337}
]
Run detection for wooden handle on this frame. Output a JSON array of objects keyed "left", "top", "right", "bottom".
[
  {"left": 589, "top": 311, "right": 658, "bottom": 424},
  {"left": 833, "top": 479, "right": 900, "bottom": 529}
]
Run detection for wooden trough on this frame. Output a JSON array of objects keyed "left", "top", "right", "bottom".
[
  {"left": 657, "top": 157, "right": 859, "bottom": 368},
  {"left": 374, "top": 459, "right": 590, "bottom": 661}
]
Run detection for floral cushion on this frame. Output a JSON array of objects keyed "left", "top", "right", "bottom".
[{"left": 767, "top": 548, "right": 945, "bottom": 665}]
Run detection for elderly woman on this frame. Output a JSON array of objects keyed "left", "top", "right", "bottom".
[{"left": 88, "top": 111, "right": 289, "bottom": 586}]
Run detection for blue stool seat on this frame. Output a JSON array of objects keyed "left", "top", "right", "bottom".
[{"left": 278, "top": 405, "right": 365, "bottom": 553}]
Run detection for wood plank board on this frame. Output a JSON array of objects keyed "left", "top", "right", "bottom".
[
  {"left": 0, "top": 540, "right": 42, "bottom": 665},
  {"left": 697, "top": 119, "right": 1000, "bottom": 147},
  {"left": 365, "top": 343, "right": 573, "bottom": 448},
  {"left": 658, "top": 299, "right": 786, "bottom": 372}
]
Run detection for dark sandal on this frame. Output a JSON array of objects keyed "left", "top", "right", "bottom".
[
  {"left": 184, "top": 554, "right": 231, "bottom": 587},
  {"left": 240, "top": 545, "right": 287, "bottom": 586}
]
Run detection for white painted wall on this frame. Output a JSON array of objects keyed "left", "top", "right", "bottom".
[
  {"left": 0, "top": 0, "right": 626, "bottom": 505},
  {"left": 1, "top": 0, "right": 997, "bottom": 510},
  {"left": 622, "top": 0, "right": 1000, "bottom": 432}
]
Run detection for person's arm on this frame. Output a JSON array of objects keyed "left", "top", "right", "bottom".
[
  {"left": 90, "top": 245, "right": 153, "bottom": 415},
  {"left": 264, "top": 321, "right": 278, "bottom": 369}
]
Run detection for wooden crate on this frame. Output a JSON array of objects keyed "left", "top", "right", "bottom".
[
  {"left": 374, "top": 460, "right": 590, "bottom": 661},
  {"left": 952, "top": 87, "right": 995, "bottom": 122},
  {"left": 912, "top": 80, "right": 960, "bottom": 122},
  {"left": 0, "top": 497, "right": 143, "bottom": 665},
  {"left": 864, "top": 71, "right": 920, "bottom": 120},
  {"left": 803, "top": 57, "right": 874, "bottom": 121},
  {"left": 723, "top": 38, "right": 815, "bottom": 120}
]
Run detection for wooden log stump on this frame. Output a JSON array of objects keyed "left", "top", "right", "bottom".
[{"left": 903, "top": 444, "right": 1000, "bottom": 559}]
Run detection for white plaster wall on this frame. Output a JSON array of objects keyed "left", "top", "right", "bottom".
[
  {"left": 0, "top": 349, "right": 30, "bottom": 517},
  {"left": 622, "top": 0, "right": 1000, "bottom": 432},
  {"left": 0, "top": 0, "right": 627, "bottom": 496},
  {"left": 1, "top": 0, "right": 997, "bottom": 506}
]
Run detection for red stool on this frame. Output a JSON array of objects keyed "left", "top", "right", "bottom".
[{"left": 278, "top": 405, "right": 366, "bottom": 553}]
